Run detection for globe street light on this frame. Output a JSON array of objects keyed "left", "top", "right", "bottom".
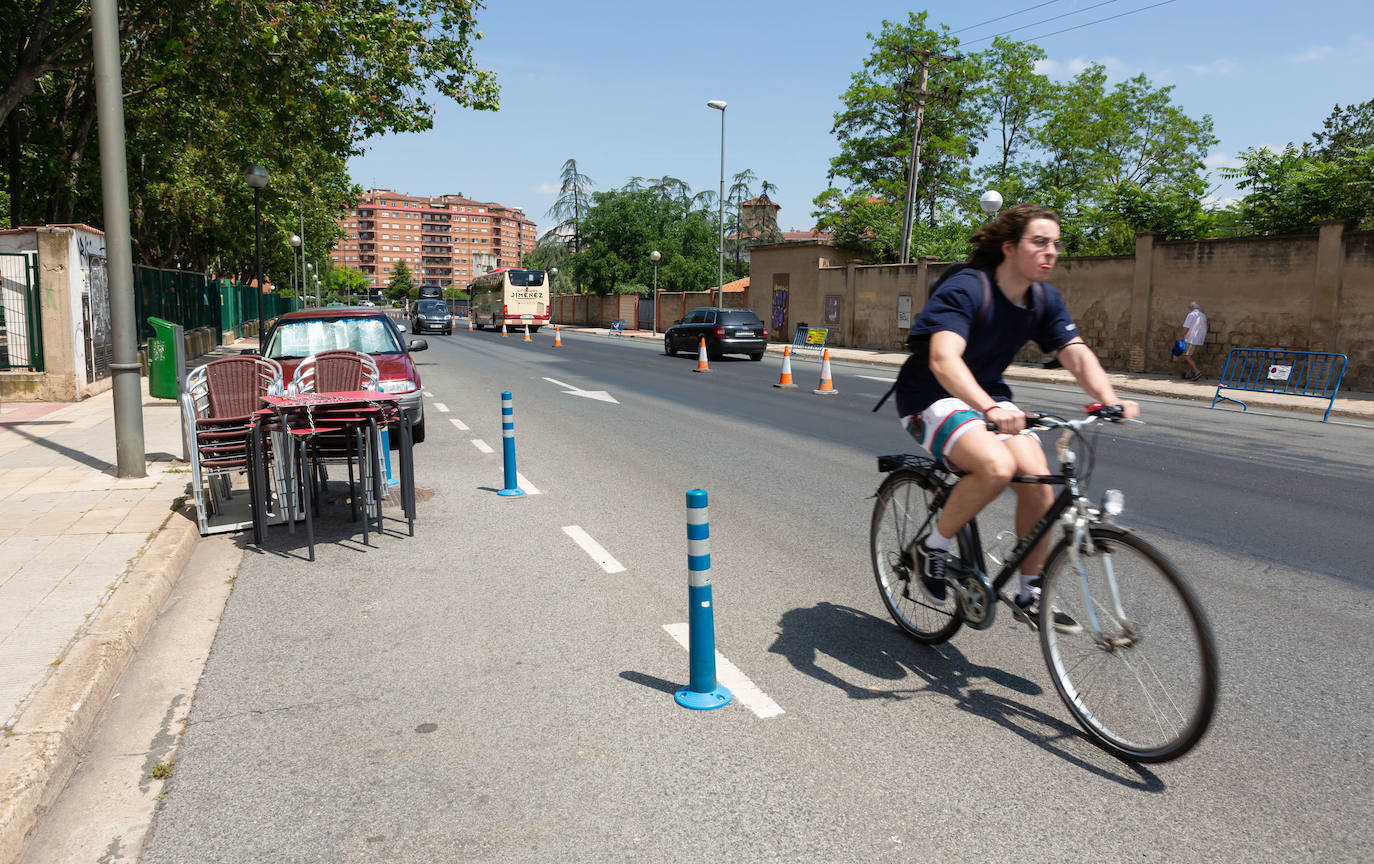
[
  {"left": 289, "top": 233, "right": 302, "bottom": 306},
  {"left": 707, "top": 99, "right": 727, "bottom": 309},
  {"left": 243, "top": 164, "right": 270, "bottom": 345},
  {"left": 979, "top": 189, "right": 1003, "bottom": 222},
  {"left": 650, "top": 250, "right": 660, "bottom": 335}
]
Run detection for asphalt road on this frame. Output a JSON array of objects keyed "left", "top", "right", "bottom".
[{"left": 133, "top": 327, "right": 1374, "bottom": 863}]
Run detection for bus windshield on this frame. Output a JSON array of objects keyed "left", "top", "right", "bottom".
[{"left": 507, "top": 269, "right": 545, "bottom": 287}]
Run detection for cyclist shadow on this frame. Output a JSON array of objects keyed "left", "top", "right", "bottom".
[{"left": 769, "top": 602, "right": 1163, "bottom": 791}]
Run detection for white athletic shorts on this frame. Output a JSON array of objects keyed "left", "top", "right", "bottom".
[{"left": 901, "top": 397, "right": 1035, "bottom": 470}]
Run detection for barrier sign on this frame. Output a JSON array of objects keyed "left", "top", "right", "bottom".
[
  {"left": 1267, "top": 364, "right": 1291, "bottom": 381},
  {"left": 791, "top": 326, "right": 829, "bottom": 358}
]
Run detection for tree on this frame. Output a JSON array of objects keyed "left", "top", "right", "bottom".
[
  {"left": 569, "top": 183, "right": 719, "bottom": 294},
  {"left": 323, "top": 264, "right": 371, "bottom": 304},
  {"left": 818, "top": 11, "right": 986, "bottom": 258},
  {"left": 971, "top": 37, "right": 1051, "bottom": 204},
  {"left": 1306, "top": 98, "right": 1374, "bottom": 158},
  {"left": 546, "top": 158, "right": 595, "bottom": 291},
  {"left": 2, "top": 1, "right": 499, "bottom": 272},
  {"left": 386, "top": 260, "right": 416, "bottom": 302},
  {"left": 1220, "top": 144, "right": 1374, "bottom": 236}
]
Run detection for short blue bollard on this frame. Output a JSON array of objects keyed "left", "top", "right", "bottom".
[
  {"left": 497, "top": 390, "right": 525, "bottom": 497},
  {"left": 379, "top": 428, "right": 399, "bottom": 487},
  {"left": 675, "top": 489, "right": 732, "bottom": 710}
]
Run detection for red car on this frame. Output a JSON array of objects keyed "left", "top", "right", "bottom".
[{"left": 256, "top": 307, "right": 429, "bottom": 442}]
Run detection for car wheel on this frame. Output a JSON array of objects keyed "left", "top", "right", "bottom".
[
  {"left": 749, "top": 352, "right": 764, "bottom": 361},
  {"left": 410, "top": 416, "right": 426, "bottom": 444},
  {"left": 664, "top": 334, "right": 676, "bottom": 356}
]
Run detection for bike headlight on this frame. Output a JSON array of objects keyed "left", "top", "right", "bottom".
[
  {"left": 1102, "top": 489, "right": 1125, "bottom": 516},
  {"left": 378, "top": 379, "right": 417, "bottom": 394}
]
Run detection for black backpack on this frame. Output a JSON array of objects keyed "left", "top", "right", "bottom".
[{"left": 872, "top": 265, "right": 1046, "bottom": 412}]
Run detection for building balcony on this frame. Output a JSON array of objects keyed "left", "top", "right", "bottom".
[{"left": 359, "top": 254, "right": 376, "bottom": 263}]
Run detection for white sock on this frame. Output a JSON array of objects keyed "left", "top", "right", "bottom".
[
  {"left": 1017, "top": 572, "right": 1040, "bottom": 603},
  {"left": 922, "top": 527, "right": 954, "bottom": 551}
]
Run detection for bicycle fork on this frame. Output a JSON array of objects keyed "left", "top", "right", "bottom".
[{"left": 1062, "top": 507, "right": 1135, "bottom": 650}]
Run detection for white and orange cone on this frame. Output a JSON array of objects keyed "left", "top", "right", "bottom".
[
  {"left": 523, "top": 323, "right": 532, "bottom": 342},
  {"left": 693, "top": 337, "right": 711, "bottom": 373},
  {"left": 501, "top": 322, "right": 508, "bottom": 337},
  {"left": 813, "top": 348, "right": 838, "bottom": 395},
  {"left": 553, "top": 325, "right": 563, "bottom": 348},
  {"left": 467, "top": 317, "right": 474, "bottom": 331},
  {"left": 774, "top": 344, "right": 797, "bottom": 388}
]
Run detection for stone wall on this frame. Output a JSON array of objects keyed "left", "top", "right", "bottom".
[{"left": 750, "top": 222, "right": 1374, "bottom": 390}]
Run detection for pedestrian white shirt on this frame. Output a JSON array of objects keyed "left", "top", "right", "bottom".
[{"left": 1183, "top": 309, "right": 1207, "bottom": 345}]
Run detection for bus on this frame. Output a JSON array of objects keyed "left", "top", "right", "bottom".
[{"left": 468, "top": 268, "right": 550, "bottom": 333}]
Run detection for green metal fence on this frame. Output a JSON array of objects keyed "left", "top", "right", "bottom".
[
  {"left": 131, "top": 266, "right": 297, "bottom": 345},
  {"left": 0, "top": 251, "right": 43, "bottom": 371}
]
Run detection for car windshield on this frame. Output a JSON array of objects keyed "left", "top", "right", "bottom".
[
  {"left": 719, "top": 311, "right": 762, "bottom": 326},
  {"left": 416, "top": 300, "right": 447, "bottom": 313},
  {"left": 266, "top": 316, "right": 403, "bottom": 359}
]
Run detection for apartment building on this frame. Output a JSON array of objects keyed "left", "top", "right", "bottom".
[{"left": 330, "top": 189, "right": 537, "bottom": 290}]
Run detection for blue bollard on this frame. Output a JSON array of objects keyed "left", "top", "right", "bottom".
[
  {"left": 379, "top": 428, "right": 399, "bottom": 487},
  {"left": 497, "top": 391, "right": 525, "bottom": 497},
  {"left": 674, "top": 489, "right": 732, "bottom": 710}
]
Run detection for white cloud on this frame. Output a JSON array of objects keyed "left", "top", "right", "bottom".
[
  {"left": 1204, "top": 151, "right": 1243, "bottom": 170},
  {"left": 1034, "top": 55, "right": 1148, "bottom": 82},
  {"left": 1186, "top": 59, "right": 1238, "bottom": 76},
  {"left": 532, "top": 182, "right": 560, "bottom": 194},
  {"left": 1286, "top": 45, "right": 1332, "bottom": 63}
]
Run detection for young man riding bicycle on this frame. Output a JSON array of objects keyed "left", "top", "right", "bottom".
[{"left": 893, "top": 203, "right": 1140, "bottom": 620}]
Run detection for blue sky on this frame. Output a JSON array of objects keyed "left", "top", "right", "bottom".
[{"left": 347, "top": 0, "right": 1374, "bottom": 237}]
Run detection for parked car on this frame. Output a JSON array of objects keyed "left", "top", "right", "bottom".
[
  {"left": 410, "top": 299, "right": 453, "bottom": 335},
  {"left": 664, "top": 307, "right": 768, "bottom": 360},
  {"left": 257, "top": 307, "right": 428, "bottom": 443}
]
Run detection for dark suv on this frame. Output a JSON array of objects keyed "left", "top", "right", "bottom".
[
  {"left": 664, "top": 307, "right": 768, "bottom": 360},
  {"left": 410, "top": 299, "right": 453, "bottom": 335}
]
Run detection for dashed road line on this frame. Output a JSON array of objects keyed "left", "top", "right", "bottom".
[
  {"left": 561, "top": 526, "right": 625, "bottom": 574},
  {"left": 516, "top": 472, "right": 541, "bottom": 495},
  {"left": 471, "top": 439, "right": 494, "bottom": 454},
  {"left": 662, "top": 623, "right": 785, "bottom": 719},
  {"left": 434, "top": 402, "right": 449, "bottom": 413},
  {"left": 449, "top": 418, "right": 470, "bottom": 431}
]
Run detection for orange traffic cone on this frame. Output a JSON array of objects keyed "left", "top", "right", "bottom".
[
  {"left": 693, "top": 337, "right": 711, "bottom": 373},
  {"left": 501, "top": 322, "right": 508, "bottom": 337},
  {"left": 813, "top": 348, "right": 838, "bottom": 395},
  {"left": 523, "top": 323, "right": 532, "bottom": 342},
  {"left": 774, "top": 344, "right": 797, "bottom": 388},
  {"left": 467, "top": 317, "right": 474, "bottom": 331},
  {"left": 553, "top": 325, "right": 563, "bottom": 348}
]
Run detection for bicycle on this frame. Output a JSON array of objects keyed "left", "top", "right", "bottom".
[{"left": 870, "top": 404, "right": 1219, "bottom": 763}]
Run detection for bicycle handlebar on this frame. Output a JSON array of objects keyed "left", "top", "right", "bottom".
[{"left": 983, "top": 403, "right": 1128, "bottom": 432}]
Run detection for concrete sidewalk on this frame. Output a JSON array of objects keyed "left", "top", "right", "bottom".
[
  {"left": 564, "top": 324, "right": 1374, "bottom": 422},
  {"left": 0, "top": 376, "right": 199, "bottom": 864}
]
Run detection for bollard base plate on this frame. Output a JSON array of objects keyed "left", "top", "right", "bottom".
[
  {"left": 497, "top": 488, "right": 526, "bottom": 497},
  {"left": 674, "top": 685, "right": 732, "bottom": 710}
]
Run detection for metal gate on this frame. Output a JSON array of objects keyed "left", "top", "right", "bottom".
[
  {"left": 83, "top": 255, "right": 113, "bottom": 381},
  {"left": 0, "top": 251, "right": 43, "bottom": 371}
]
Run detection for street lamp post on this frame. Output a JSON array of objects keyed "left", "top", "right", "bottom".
[
  {"left": 979, "top": 189, "right": 1003, "bottom": 223},
  {"left": 243, "top": 164, "right": 269, "bottom": 346},
  {"left": 707, "top": 99, "right": 726, "bottom": 308},
  {"left": 650, "top": 250, "right": 660, "bottom": 334},
  {"left": 289, "top": 233, "right": 302, "bottom": 306}
]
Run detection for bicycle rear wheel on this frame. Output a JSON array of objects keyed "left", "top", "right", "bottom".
[
  {"left": 1039, "top": 527, "right": 1219, "bottom": 762},
  {"left": 870, "top": 469, "right": 964, "bottom": 644}
]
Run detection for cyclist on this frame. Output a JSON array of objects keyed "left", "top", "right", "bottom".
[{"left": 893, "top": 203, "right": 1139, "bottom": 622}]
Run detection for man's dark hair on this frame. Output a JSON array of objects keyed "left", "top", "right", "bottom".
[{"left": 968, "top": 203, "right": 1060, "bottom": 269}]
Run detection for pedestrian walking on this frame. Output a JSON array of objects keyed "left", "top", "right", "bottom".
[{"left": 1178, "top": 301, "right": 1207, "bottom": 380}]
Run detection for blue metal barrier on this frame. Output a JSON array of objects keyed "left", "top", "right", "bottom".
[
  {"left": 1210, "top": 347, "right": 1348, "bottom": 422},
  {"left": 609, "top": 318, "right": 625, "bottom": 337}
]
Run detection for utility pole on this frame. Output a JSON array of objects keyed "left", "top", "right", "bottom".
[{"left": 898, "top": 50, "right": 961, "bottom": 265}]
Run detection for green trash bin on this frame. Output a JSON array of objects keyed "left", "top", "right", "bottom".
[{"left": 147, "top": 316, "right": 185, "bottom": 400}]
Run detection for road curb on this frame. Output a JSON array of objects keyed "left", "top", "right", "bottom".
[{"left": 0, "top": 504, "right": 200, "bottom": 864}]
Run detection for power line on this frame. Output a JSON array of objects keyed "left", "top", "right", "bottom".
[
  {"left": 952, "top": 1, "right": 1068, "bottom": 35},
  {"left": 1018, "top": 0, "right": 1182, "bottom": 45},
  {"left": 958, "top": 0, "right": 1133, "bottom": 47}
]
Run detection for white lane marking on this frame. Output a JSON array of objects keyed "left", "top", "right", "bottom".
[
  {"left": 516, "top": 472, "right": 541, "bottom": 495},
  {"left": 561, "top": 526, "right": 625, "bottom": 574},
  {"left": 541, "top": 376, "right": 620, "bottom": 404},
  {"left": 434, "top": 402, "right": 450, "bottom": 413},
  {"left": 449, "top": 418, "right": 470, "bottom": 431},
  {"left": 423, "top": 390, "right": 433, "bottom": 398},
  {"left": 470, "top": 439, "right": 494, "bottom": 454},
  {"left": 662, "top": 623, "right": 785, "bottom": 719},
  {"left": 858, "top": 375, "right": 896, "bottom": 383}
]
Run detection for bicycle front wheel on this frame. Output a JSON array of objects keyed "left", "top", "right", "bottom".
[
  {"left": 870, "top": 469, "right": 964, "bottom": 644},
  {"left": 1039, "top": 527, "right": 1219, "bottom": 763}
]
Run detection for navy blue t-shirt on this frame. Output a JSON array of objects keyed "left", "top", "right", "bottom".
[{"left": 894, "top": 267, "right": 1078, "bottom": 417}]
